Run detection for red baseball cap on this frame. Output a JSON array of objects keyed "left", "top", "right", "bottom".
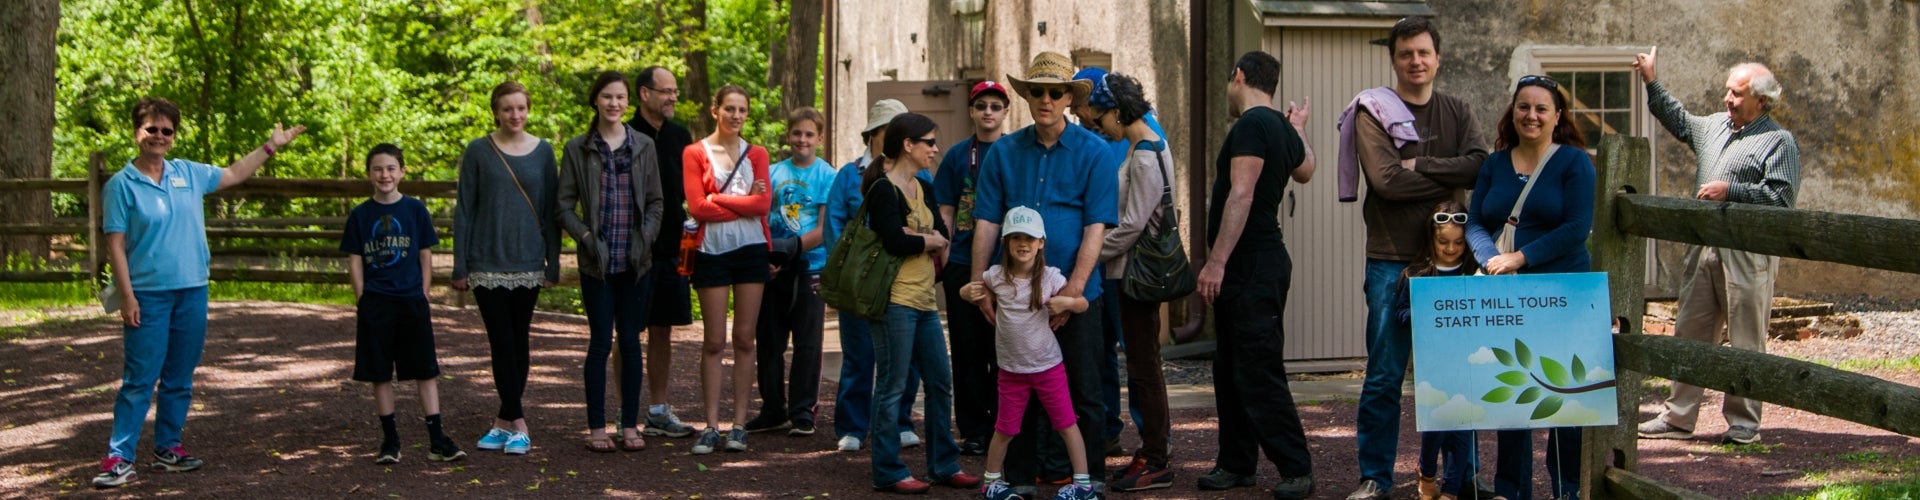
[{"left": 969, "top": 80, "right": 1009, "bottom": 103}]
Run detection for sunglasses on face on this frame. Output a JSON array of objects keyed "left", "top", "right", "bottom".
[
  {"left": 143, "top": 126, "right": 176, "bottom": 137},
  {"left": 908, "top": 137, "right": 939, "bottom": 147},
  {"left": 1517, "top": 74, "right": 1560, "bottom": 90},
  {"left": 972, "top": 101, "right": 1007, "bottom": 112},
  {"left": 1027, "top": 87, "right": 1067, "bottom": 101},
  {"left": 1433, "top": 212, "right": 1469, "bottom": 224}
]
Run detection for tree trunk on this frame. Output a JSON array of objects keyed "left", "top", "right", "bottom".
[
  {"left": 0, "top": 0, "right": 58, "bottom": 260},
  {"left": 769, "top": 0, "right": 823, "bottom": 116},
  {"left": 683, "top": 0, "right": 713, "bottom": 138}
]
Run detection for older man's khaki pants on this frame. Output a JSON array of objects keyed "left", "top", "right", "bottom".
[{"left": 1657, "top": 245, "right": 1776, "bottom": 430}]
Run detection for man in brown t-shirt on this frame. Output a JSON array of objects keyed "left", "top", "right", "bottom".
[{"left": 1346, "top": 16, "right": 1490, "bottom": 500}]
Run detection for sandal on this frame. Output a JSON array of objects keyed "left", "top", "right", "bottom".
[
  {"left": 586, "top": 435, "right": 616, "bottom": 453},
  {"left": 619, "top": 429, "right": 647, "bottom": 452}
]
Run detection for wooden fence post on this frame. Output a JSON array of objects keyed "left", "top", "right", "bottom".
[
  {"left": 86, "top": 152, "right": 104, "bottom": 289},
  {"left": 1585, "top": 135, "right": 1651, "bottom": 498}
]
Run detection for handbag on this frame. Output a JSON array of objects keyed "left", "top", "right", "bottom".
[
  {"left": 677, "top": 141, "right": 752, "bottom": 276},
  {"left": 820, "top": 181, "right": 906, "bottom": 320},
  {"left": 1494, "top": 143, "right": 1560, "bottom": 254},
  {"left": 1121, "top": 145, "right": 1197, "bottom": 303}
]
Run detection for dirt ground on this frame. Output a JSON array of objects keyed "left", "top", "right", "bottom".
[{"left": 1, "top": 301, "right": 1916, "bottom": 498}]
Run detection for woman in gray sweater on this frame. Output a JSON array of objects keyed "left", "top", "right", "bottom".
[{"left": 453, "top": 80, "right": 562, "bottom": 456}]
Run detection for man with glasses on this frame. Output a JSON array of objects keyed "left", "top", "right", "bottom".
[
  {"left": 1632, "top": 50, "right": 1801, "bottom": 447},
  {"left": 625, "top": 66, "right": 700, "bottom": 439},
  {"left": 934, "top": 80, "right": 1010, "bottom": 457},
  {"left": 1343, "top": 17, "right": 1490, "bottom": 500},
  {"left": 967, "top": 51, "right": 1121, "bottom": 497}
]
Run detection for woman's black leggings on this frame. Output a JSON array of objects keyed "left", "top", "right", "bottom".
[{"left": 475, "top": 286, "right": 540, "bottom": 421}]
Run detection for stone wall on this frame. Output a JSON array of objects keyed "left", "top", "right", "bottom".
[
  {"left": 1429, "top": 0, "right": 1920, "bottom": 299},
  {"left": 831, "top": 0, "right": 1194, "bottom": 213}
]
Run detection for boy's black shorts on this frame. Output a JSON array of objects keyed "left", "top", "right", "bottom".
[{"left": 353, "top": 294, "right": 441, "bottom": 383}]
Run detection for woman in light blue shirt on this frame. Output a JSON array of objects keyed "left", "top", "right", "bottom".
[{"left": 93, "top": 97, "right": 304, "bottom": 489}]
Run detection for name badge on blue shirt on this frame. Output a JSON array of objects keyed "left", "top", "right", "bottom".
[{"left": 171, "top": 176, "right": 188, "bottom": 189}]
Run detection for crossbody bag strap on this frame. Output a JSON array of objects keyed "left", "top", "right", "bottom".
[
  {"left": 1147, "top": 142, "right": 1178, "bottom": 229},
  {"left": 486, "top": 136, "right": 542, "bottom": 232},
  {"left": 1504, "top": 143, "right": 1561, "bottom": 227}
]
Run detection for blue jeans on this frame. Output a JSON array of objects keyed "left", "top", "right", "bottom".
[
  {"left": 108, "top": 286, "right": 209, "bottom": 460},
  {"left": 869, "top": 305, "right": 959, "bottom": 486},
  {"left": 1419, "top": 430, "right": 1474, "bottom": 496},
  {"left": 1497, "top": 427, "right": 1582, "bottom": 500},
  {"left": 1356, "top": 258, "right": 1411, "bottom": 486},
  {"left": 582, "top": 271, "right": 652, "bottom": 429},
  {"left": 834, "top": 311, "right": 918, "bottom": 440}
]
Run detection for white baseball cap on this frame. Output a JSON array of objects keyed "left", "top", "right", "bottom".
[{"left": 1001, "top": 206, "right": 1046, "bottom": 239}]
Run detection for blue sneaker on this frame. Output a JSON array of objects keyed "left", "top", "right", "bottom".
[
  {"left": 1052, "top": 484, "right": 1097, "bottom": 500},
  {"left": 691, "top": 428, "right": 721, "bottom": 455},
  {"left": 983, "top": 479, "right": 1023, "bottom": 500},
  {"left": 476, "top": 428, "right": 512, "bottom": 451},
  {"left": 503, "top": 432, "right": 531, "bottom": 455}
]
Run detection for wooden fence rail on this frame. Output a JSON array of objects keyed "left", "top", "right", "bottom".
[
  {"left": 0, "top": 153, "right": 477, "bottom": 293},
  {"left": 1586, "top": 135, "right": 1920, "bottom": 499}
]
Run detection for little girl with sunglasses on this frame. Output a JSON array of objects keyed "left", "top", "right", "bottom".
[
  {"left": 959, "top": 207, "right": 1097, "bottom": 500},
  {"left": 1396, "top": 200, "right": 1480, "bottom": 500}
]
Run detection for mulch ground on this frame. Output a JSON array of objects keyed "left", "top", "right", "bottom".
[{"left": 1, "top": 301, "right": 1916, "bottom": 498}]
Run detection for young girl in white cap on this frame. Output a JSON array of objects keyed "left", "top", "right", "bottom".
[{"left": 960, "top": 206, "right": 1096, "bottom": 500}]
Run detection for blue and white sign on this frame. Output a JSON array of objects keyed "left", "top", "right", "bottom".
[{"left": 1411, "top": 272, "right": 1617, "bottom": 431}]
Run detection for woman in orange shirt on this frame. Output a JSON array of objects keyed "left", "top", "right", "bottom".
[{"left": 680, "top": 84, "right": 772, "bottom": 455}]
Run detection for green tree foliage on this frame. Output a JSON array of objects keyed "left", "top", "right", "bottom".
[{"left": 54, "top": 0, "right": 801, "bottom": 219}]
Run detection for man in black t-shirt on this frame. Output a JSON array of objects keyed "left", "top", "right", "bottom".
[
  {"left": 1195, "top": 50, "right": 1319, "bottom": 500},
  {"left": 626, "top": 66, "right": 699, "bottom": 438}
]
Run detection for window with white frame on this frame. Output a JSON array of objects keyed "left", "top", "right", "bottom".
[{"left": 1548, "top": 70, "right": 1635, "bottom": 151}]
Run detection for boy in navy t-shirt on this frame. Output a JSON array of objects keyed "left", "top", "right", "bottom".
[{"left": 339, "top": 144, "right": 464, "bottom": 465}]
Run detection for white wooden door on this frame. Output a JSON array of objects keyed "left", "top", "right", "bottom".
[{"left": 1268, "top": 27, "right": 1392, "bottom": 365}]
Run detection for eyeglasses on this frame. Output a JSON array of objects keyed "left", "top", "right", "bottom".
[
  {"left": 1027, "top": 87, "right": 1067, "bottom": 101},
  {"left": 972, "top": 101, "right": 1006, "bottom": 112},
  {"left": 1517, "top": 75, "right": 1560, "bottom": 90},
  {"left": 643, "top": 86, "right": 680, "bottom": 96},
  {"left": 143, "top": 126, "right": 176, "bottom": 137},
  {"left": 1433, "top": 212, "right": 1468, "bottom": 224},
  {"left": 907, "top": 137, "right": 939, "bottom": 147}
]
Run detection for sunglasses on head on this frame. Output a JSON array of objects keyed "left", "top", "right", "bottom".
[
  {"left": 1027, "top": 87, "right": 1067, "bottom": 100},
  {"left": 143, "top": 126, "right": 176, "bottom": 137},
  {"left": 1433, "top": 212, "right": 1469, "bottom": 224},
  {"left": 907, "top": 137, "right": 938, "bottom": 147},
  {"left": 972, "top": 101, "right": 1006, "bottom": 112},
  {"left": 1518, "top": 74, "right": 1560, "bottom": 90}
]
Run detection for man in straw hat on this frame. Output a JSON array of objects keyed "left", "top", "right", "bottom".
[
  {"left": 967, "top": 51, "right": 1122, "bottom": 497},
  {"left": 823, "top": 98, "right": 930, "bottom": 453}
]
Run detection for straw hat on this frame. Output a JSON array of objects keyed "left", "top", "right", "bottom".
[
  {"left": 864, "top": 99, "right": 909, "bottom": 133},
  {"left": 1007, "top": 52, "right": 1092, "bottom": 105}
]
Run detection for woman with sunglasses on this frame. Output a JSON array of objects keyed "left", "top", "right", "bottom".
[
  {"left": 1463, "top": 74, "right": 1594, "bottom": 500},
  {"left": 1081, "top": 71, "right": 1180, "bottom": 492},
  {"left": 93, "top": 97, "right": 306, "bottom": 488},
  {"left": 862, "top": 113, "right": 982, "bottom": 494}
]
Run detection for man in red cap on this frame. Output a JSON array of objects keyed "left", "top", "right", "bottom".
[{"left": 933, "top": 80, "right": 1011, "bottom": 457}]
